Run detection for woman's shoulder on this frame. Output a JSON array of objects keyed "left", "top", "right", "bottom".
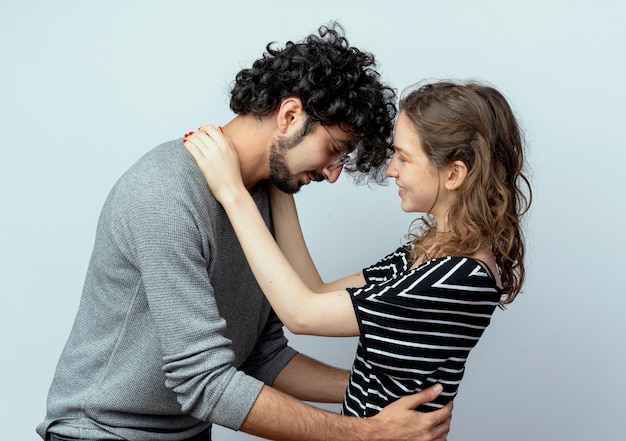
[
  {"left": 361, "top": 244, "right": 412, "bottom": 279},
  {"left": 411, "top": 255, "right": 503, "bottom": 296}
]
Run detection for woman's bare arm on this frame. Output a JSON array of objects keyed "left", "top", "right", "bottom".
[
  {"left": 270, "top": 185, "right": 366, "bottom": 293},
  {"left": 184, "top": 127, "right": 358, "bottom": 336}
]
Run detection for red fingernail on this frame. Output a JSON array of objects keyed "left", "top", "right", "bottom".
[{"left": 218, "top": 126, "right": 224, "bottom": 133}]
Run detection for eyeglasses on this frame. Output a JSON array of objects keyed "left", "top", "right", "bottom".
[
  {"left": 327, "top": 153, "right": 350, "bottom": 171},
  {"left": 322, "top": 125, "right": 351, "bottom": 171}
]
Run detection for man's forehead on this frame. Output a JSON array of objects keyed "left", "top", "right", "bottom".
[{"left": 330, "top": 123, "right": 357, "bottom": 152}]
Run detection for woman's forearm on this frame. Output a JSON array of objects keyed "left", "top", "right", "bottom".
[
  {"left": 221, "top": 189, "right": 358, "bottom": 336},
  {"left": 270, "top": 187, "right": 367, "bottom": 293},
  {"left": 270, "top": 186, "right": 325, "bottom": 290},
  {"left": 182, "top": 127, "right": 358, "bottom": 335}
]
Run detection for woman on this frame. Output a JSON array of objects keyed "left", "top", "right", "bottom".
[{"left": 184, "top": 80, "right": 532, "bottom": 416}]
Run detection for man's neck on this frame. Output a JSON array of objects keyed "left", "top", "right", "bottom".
[{"left": 219, "top": 115, "right": 275, "bottom": 192}]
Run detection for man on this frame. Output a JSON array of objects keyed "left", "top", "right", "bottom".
[{"left": 37, "top": 23, "right": 452, "bottom": 441}]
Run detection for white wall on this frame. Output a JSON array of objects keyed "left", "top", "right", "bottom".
[{"left": 2, "top": 1, "right": 624, "bottom": 439}]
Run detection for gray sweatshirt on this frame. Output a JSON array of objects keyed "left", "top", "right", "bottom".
[{"left": 37, "top": 140, "right": 297, "bottom": 440}]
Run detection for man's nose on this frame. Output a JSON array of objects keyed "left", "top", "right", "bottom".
[{"left": 323, "top": 164, "right": 343, "bottom": 183}]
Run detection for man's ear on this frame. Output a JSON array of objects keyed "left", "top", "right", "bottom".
[
  {"left": 276, "top": 97, "right": 305, "bottom": 134},
  {"left": 445, "top": 160, "right": 468, "bottom": 190}
]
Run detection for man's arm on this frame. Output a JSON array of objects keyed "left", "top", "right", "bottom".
[
  {"left": 272, "top": 353, "right": 349, "bottom": 403},
  {"left": 241, "top": 383, "right": 452, "bottom": 441}
]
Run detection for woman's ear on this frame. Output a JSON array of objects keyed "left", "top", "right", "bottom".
[
  {"left": 445, "top": 160, "right": 468, "bottom": 190},
  {"left": 276, "top": 97, "right": 305, "bottom": 134}
]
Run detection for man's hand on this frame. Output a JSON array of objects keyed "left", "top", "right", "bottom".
[
  {"left": 369, "top": 384, "right": 453, "bottom": 441},
  {"left": 242, "top": 383, "right": 451, "bottom": 441}
]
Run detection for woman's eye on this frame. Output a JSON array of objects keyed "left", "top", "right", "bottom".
[{"left": 393, "top": 151, "right": 406, "bottom": 163}]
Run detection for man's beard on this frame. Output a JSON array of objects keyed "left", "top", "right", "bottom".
[{"left": 269, "top": 119, "right": 326, "bottom": 194}]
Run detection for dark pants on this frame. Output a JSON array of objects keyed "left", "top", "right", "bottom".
[
  {"left": 47, "top": 430, "right": 212, "bottom": 441},
  {"left": 48, "top": 435, "right": 78, "bottom": 441}
]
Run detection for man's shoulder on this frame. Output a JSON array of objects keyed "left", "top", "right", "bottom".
[
  {"left": 108, "top": 138, "right": 210, "bottom": 207},
  {"left": 132, "top": 138, "right": 187, "bottom": 172}
]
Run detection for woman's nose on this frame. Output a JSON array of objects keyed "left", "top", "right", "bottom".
[{"left": 385, "top": 162, "right": 396, "bottom": 178}]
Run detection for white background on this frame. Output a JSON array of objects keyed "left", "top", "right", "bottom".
[{"left": 1, "top": 1, "right": 625, "bottom": 440}]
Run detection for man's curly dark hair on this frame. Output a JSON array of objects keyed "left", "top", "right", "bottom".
[{"left": 230, "top": 22, "right": 396, "bottom": 182}]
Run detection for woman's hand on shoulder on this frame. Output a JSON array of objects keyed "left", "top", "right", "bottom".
[{"left": 184, "top": 125, "right": 245, "bottom": 202}]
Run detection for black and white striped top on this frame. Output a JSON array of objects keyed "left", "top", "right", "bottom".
[{"left": 343, "top": 245, "right": 502, "bottom": 417}]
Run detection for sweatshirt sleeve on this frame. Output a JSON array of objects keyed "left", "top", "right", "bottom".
[
  {"left": 109, "top": 154, "right": 264, "bottom": 429},
  {"left": 240, "top": 309, "right": 298, "bottom": 384}
]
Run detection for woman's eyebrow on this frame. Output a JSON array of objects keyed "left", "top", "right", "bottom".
[
  {"left": 392, "top": 144, "right": 416, "bottom": 162},
  {"left": 392, "top": 144, "right": 410, "bottom": 155}
]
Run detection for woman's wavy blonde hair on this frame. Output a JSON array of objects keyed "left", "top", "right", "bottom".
[{"left": 401, "top": 81, "right": 532, "bottom": 305}]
